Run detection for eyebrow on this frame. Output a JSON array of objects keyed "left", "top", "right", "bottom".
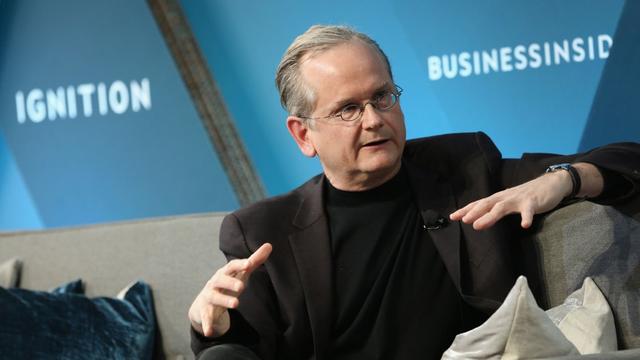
[{"left": 328, "top": 81, "right": 391, "bottom": 113}]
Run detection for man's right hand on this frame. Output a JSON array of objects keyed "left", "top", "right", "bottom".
[{"left": 189, "top": 243, "right": 272, "bottom": 337}]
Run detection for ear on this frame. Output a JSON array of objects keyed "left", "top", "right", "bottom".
[{"left": 286, "top": 116, "right": 317, "bottom": 157}]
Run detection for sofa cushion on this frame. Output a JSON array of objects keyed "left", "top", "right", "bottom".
[
  {"left": 0, "top": 258, "right": 22, "bottom": 288},
  {"left": 442, "top": 276, "right": 580, "bottom": 359},
  {"left": 50, "top": 278, "right": 84, "bottom": 294},
  {"left": 547, "top": 277, "right": 617, "bottom": 354},
  {"left": 0, "top": 280, "right": 156, "bottom": 359}
]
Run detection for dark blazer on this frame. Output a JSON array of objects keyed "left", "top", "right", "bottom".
[{"left": 192, "top": 132, "right": 640, "bottom": 360}]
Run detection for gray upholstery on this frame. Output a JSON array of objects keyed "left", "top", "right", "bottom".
[
  {"left": 530, "top": 201, "right": 640, "bottom": 350},
  {"left": 0, "top": 212, "right": 228, "bottom": 359},
  {"left": 0, "top": 201, "right": 638, "bottom": 358}
]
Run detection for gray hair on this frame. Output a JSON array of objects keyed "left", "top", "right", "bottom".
[{"left": 275, "top": 25, "right": 393, "bottom": 117}]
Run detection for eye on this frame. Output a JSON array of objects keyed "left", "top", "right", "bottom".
[
  {"left": 339, "top": 104, "right": 361, "bottom": 121},
  {"left": 374, "top": 91, "right": 394, "bottom": 108},
  {"left": 372, "top": 90, "right": 387, "bottom": 101}
]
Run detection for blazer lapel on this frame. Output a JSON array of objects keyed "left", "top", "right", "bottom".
[
  {"left": 404, "top": 160, "right": 463, "bottom": 293},
  {"left": 288, "top": 176, "right": 333, "bottom": 359}
]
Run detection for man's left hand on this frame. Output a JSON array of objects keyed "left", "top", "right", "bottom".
[{"left": 449, "top": 162, "right": 603, "bottom": 230}]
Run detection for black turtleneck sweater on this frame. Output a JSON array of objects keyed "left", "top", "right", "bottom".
[{"left": 324, "top": 167, "right": 464, "bottom": 359}]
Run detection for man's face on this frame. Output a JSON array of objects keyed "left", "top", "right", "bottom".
[{"left": 289, "top": 40, "right": 406, "bottom": 191}]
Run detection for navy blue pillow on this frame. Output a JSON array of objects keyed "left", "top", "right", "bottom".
[
  {"left": 50, "top": 278, "right": 84, "bottom": 295},
  {"left": 0, "top": 280, "right": 156, "bottom": 359}
]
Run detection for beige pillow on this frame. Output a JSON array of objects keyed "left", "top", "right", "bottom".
[
  {"left": 0, "top": 258, "right": 22, "bottom": 288},
  {"left": 442, "top": 276, "right": 616, "bottom": 359},
  {"left": 546, "top": 277, "right": 617, "bottom": 354},
  {"left": 442, "top": 276, "right": 578, "bottom": 360}
]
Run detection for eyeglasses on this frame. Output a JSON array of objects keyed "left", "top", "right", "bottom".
[{"left": 298, "top": 85, "right": 403, "bottom": 126}]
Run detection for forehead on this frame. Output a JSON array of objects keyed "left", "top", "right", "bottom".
[{"left": 300, "top": 40, "right": 391, "bottom": 108}]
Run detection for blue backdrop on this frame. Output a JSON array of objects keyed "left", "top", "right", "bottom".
[
  {"left": 1, "top": 0, "right": 638, "bottom": 230},
  {"left": 0, "top": 0, "right": 238, "bottom": 230}
]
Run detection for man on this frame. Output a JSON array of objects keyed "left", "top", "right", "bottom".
[{"left": 188, "top": 25, "right": 640, "bottom": 359}]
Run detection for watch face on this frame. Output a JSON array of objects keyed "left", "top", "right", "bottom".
[{"left": 546, "top": 163, "right": 572, "bottom": 172}]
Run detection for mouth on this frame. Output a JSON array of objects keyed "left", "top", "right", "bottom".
[{"left": 362, "top": 139, "right": 389, "bottom": 147}]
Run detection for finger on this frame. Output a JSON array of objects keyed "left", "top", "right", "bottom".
[
  {"left": 472, "top": 213, "right": 498, "bottom": 230},
  {"left": 203, "top": 283, "right": 240, "bottom": 304},
  {"left": 209, "top": 291, "right": 240, "bottom": 309},
  {"left": 449, "top": 200, "right": 480, "bottom": 220},
  {"left": 520, "top": 205, "right": 534, "bottom": 229},
  {"left": 246, "top": 243, "right": 273, "bottom": 273},
  {"left": 202, "top": 289, "right": 239, "bottom": 313},
  {"left": 472, "top": 202, "right": 511, "bottom": 230},
  {"left": 224, "top": 258, "right": 251, "bottom": 275},
  {"left": 211, "top": 273, "right": 245, "bottom": 294},
  {"left": 461, "top": 199, "right": 497, "bottom": 224}
]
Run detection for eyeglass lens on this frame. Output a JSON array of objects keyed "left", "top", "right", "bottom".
[{"left": 340, "top": 91, "right": 398, "bottom": 122}]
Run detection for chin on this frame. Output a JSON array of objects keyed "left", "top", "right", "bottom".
[{"left": 361, "top": 155, "right": 401, "bottom": 175}]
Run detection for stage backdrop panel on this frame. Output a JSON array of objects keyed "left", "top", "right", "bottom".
[
  {"left": 0, "top": 0, "right": 239, "bottom": 230},
  {"left": 579, "top": 1, "right": 640, "bottom": 151}
]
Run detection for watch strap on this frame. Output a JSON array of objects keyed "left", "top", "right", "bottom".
[{"left": 545, "top": 163, "right": 581, "bottom": 200}]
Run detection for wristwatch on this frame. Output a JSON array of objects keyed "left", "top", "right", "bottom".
[{"left": 545, "top": 163, "right": 581, "bottom": 200}]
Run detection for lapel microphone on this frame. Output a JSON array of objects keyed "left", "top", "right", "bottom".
[{"left": 422, "top": 209, "right": 448, "bottom": 230}]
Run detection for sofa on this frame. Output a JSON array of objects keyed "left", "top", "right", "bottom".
[{"left": 0, "top": 200, "right": 638, "bottom": 359}]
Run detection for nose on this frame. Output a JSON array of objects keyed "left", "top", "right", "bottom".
[{"left": 361, "top": 103, "right": 384, "bottom": 130}]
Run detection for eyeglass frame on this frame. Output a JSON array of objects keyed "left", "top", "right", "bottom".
[{"left": 297, "top": 84, "right": 403, "bottom": 125}]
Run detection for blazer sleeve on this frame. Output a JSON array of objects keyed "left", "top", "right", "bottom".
[
  {"left": 473, "top": 132, "right": 640, "bottom": 204},
  {"left": 190, "top": 213, "right": 280, "bottom": 360}
]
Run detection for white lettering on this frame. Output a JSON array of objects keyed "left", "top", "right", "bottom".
[
  {"left": 598, "top": 34, "right": 612, "bottom": 58},
  {"left": 473, "top": 51, "right": 481, "bottom": 75},
  {"left": 442, "top": 55, "right": 458, "bottom": 79},
  {"left": 553, "top": 40, "right": 570, "bottom": 64},
  {"left": 97, "top": 82, "right": 109, "bottom": 115},
  {"left": 529, "top": 43, "right": 542, "bottom": 68},
  {"left": 543, "top": 42, "right": 551, "bottom": 66},
  {"left": 66, "top": 86, "right": 77, "bottom": 119},
  {"left": 572, "top": 38, "right": 585, "bottom": 62},
  {"left": 499, "top": 47, "right": 513, "bottom": 72},
  {"left": 46, "top": 87, "right": 67, "bottom": 121},
  {"left": 15, "top": 78, "right": 152, "bottom": 124},
  {"left": 77, "top": 83, "right": 96, "bottom": 117},
  {"left": 587, "top": 36, "right": 595, "bottom": 60},
  {"left": 427, "top": 56, "right": 442, "bottom": 80},
  {"left": 15, "top": 91, "right": 26, "bottom": 124},
  {"left": 458, "top": 52, "right": 472, "bottom": 77},
  {"left": 109, "top": 80, "right": 129, "bottom": 114},
  {"left": 130, "top": 78, "right": 152, "bottom": 111},
  {"left": 425, "top": 34, "right": 613, "bottom": 81},
  {"left": 482, "top": 49, "right": 499, "bottom": 74},
  {"left": 513, "top": 45, "right": 527, "bottom": 70},
  {"left": 26, "top": 89, "right": 46, "bottom": 123}
]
